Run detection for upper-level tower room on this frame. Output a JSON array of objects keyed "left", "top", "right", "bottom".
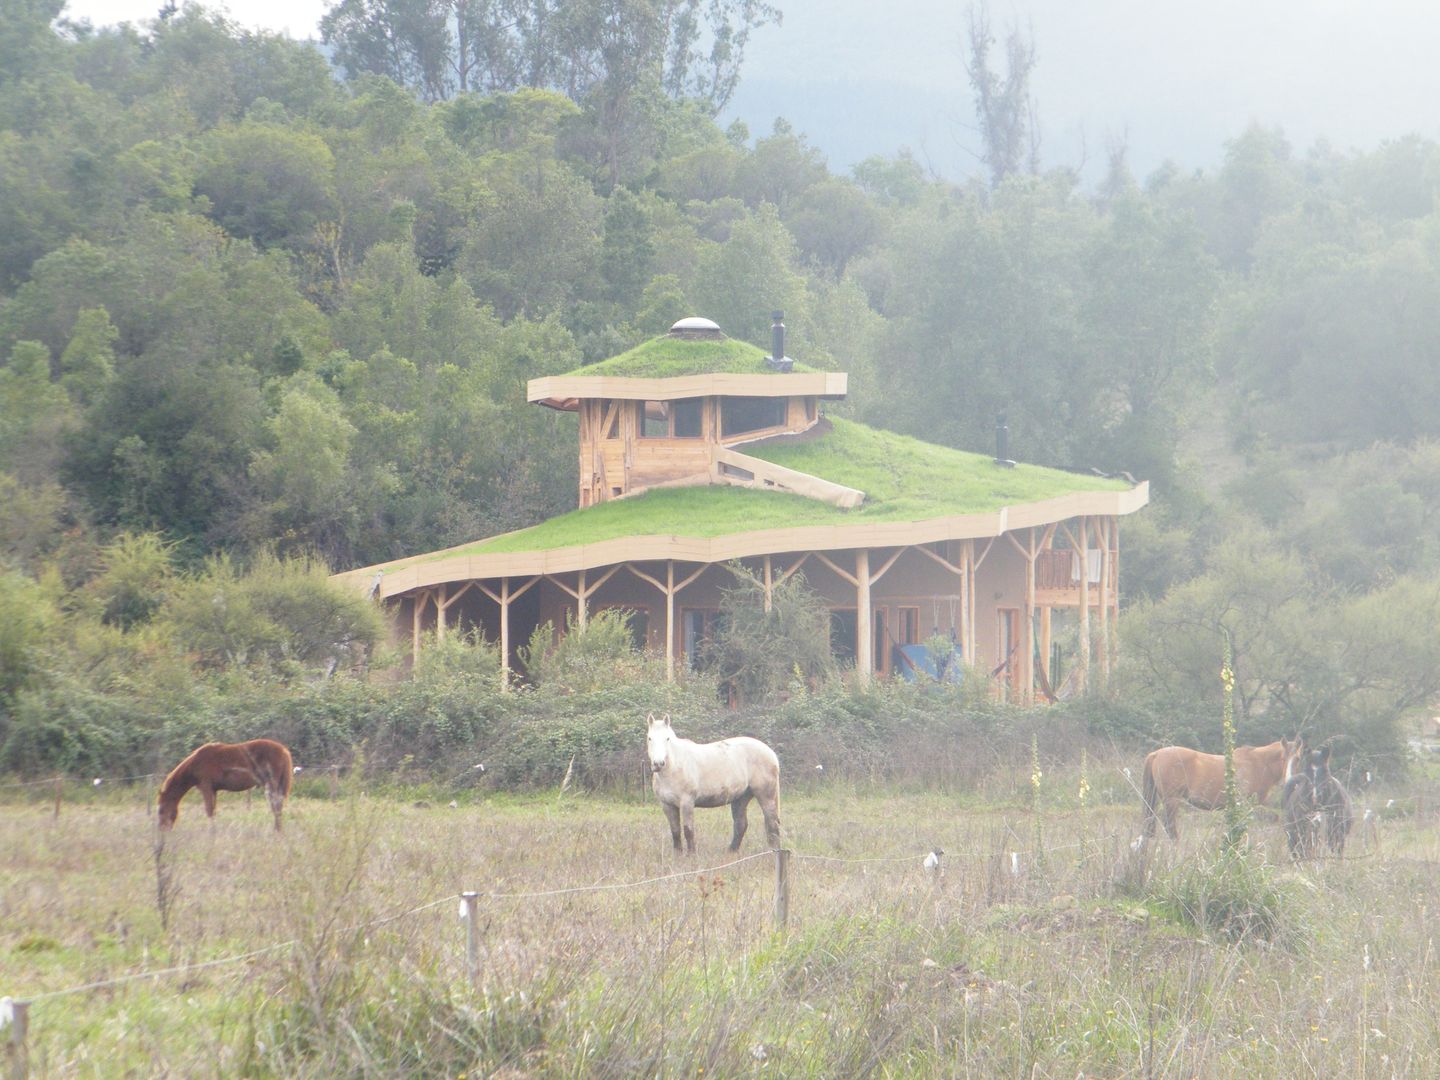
[{"left": 527, "top": 316, "right": 850, "bottom": 507}]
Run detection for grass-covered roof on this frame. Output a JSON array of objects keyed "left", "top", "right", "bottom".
[
  {"left": 427, "top": 417, "right": 1129, "bottom": 559},
  {"left": 560, "top": 335, "right": 824, "bottom": 379}
]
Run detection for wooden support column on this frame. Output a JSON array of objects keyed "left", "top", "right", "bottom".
[
  {"left": 963, "top": 540, "right": 975, "bottom": 661},
  {"left": 411, "top": 590, "right": 425, "bottom": 666},
  {"left": 1105, "top": 521, "right": 1117, "bottom": 673},
  {"left": 1078, "top": 515, "right": 1091, "bottom": 694},
  {"left": 763, "top": 554, "right": 773, "bottom": 613},
  {"left": 577, "top": 568, "right": 587, "bottom": 630},
  {"left": 666, "top": 561, "right": 676, "bottom": 679},
  {"left": 475, "top": 576, "right": 540, "bottom": 688},
  {"left": 625, "top": 561, "right": 707, "bottom": 682},
  {"left": 1098, "top": 517, "right": 1112, "bottom": 685},
  {"left": 1039, "top": 606, "right": 1052, "bottom": 696},
  {"left": 1004, "top": 530, "right": 1038, "bottom": 706},
  {"left": 1023, "top": 529, "right": 1036, "bottom": 706},
  {"left": 856, "top": 549, "right": 872, "bottom": 686}
]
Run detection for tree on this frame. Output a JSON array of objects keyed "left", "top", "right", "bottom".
[
  {"left": 701, "top": 563, "right": 836, "bottom": 705},
  {"left": 962, "top": 3, "right": 1039, "bottom": 187},
  {"left": 321, "top": 0, "right": 452, "bottom": 102}
]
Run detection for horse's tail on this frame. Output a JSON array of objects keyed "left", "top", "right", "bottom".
[
  {"left": 1140, "top": 753, "right": 1160, "bottom": 839},
  {"left": 271, "top": 742, "right": 294, "bottom": 799}
]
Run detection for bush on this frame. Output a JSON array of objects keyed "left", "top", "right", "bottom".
[{"left": 1141, "top": 850, "right": 1308, "bottom": 946}]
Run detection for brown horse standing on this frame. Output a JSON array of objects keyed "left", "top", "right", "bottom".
[
  {"left": 1140, "top": 738, "right": 1303, "bottom": 842},
  {"left": 157, "top": 739, "right": 293, "bottom": 832}
]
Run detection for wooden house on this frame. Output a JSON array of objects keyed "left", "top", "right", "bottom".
[{"left": 333, "top": 317, "right": 1148, "bottom": 703}]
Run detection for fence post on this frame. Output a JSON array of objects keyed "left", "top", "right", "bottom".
[
  {"left": 773, "top": 849, "right": 791, "bottom": 931},
  {"left": 4, "top": 998, "right": 29, "bottom": 1080},
  {"left": 461, "top": 891, "right": 480, "bottom": 985},
  {"left": 53, "top": 778, "right": 61, "bottom": 821}
]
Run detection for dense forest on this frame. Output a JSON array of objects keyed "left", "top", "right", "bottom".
[{"left": 6, "top": 0, "right": 1440, "bottom": 774}]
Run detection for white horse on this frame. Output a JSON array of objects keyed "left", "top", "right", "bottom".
[{"left": 646, "top": 713, "right": 781, "bottom": 855}]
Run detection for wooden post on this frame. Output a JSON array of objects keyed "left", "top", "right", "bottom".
[
  {"left": 4, "top": 998, "right": 29, "bottom": 1080},
  {"left": 461, "top": 891, "right": 479, "bottom": 986},
  {"left": 499, "top": 577, "right": 510, "bottom": 688},
  {"left": 1097, "top": 518, "right": 1111, "bottom": 686},
  {"left": 53, "top": 777, "right": 61, "bottom": 820},
  {"left": 1078, "top": 516, "right": 1090, "bottom": 693},
  {"left": 435, "top": 584, "right": 448, "bottom": 644},
  {"left": 773, "top": 848, "right": 791, "bottom": 930},
  {"left": 763, "top": 554, "right": 773, "bottom": 613},
  {"left": 576, "top": 569, "right": 587, "bottom": 631},
  {"left": 1039, "top": 606, "right": 1052, "bottom": 696},
  {"left": 1023, "top": 528, "right": 1036, "bottom": 706},
  {"left": 856, "top": 549, "right": 872, "bottom": 686},
  {"left": 665, "top": 561, "right": 675, "bottom": 682}
]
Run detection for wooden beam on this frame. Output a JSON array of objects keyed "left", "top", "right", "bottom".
[
  {"left": 868, "top": 547, "right": 907, "bottom": 586},
  {"left": 776, "top": 553, "right": 811, "bottom": 585},
  {"left": 1079, "top": 515, "right": 1090, "bottom": 694},
  {"left": 856, "top": 549, "right": 872, "bottom": 686},
  {"left": 812, "top": 550, "right": 859, "bottom": 587},
  {"left": 1026, "top": 529, "right": 1038, "bottom": 705},
  {"left": 712, "top": 446, "right": 866, "bottom": 509}
]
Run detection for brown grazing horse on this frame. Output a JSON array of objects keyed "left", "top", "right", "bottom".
[
  {"left": 1283, "top": 746, "right": 1354, "bottom": 859},
  {"left": 157, "top": 739, "right": 293, "bottom": 832},
  {"left": 1140, "top": 737, "right": 1303, "bottom": 843}
]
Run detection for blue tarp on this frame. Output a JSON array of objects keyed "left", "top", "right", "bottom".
[{"left": 894, "top": 643, "right": 964, "bottom": 685}]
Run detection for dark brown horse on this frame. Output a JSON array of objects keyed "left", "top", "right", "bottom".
[
  {"left": 157, "top": 739, "right": 293, "bottom": 832},
  {"left": 1140, "top": 738, "right": 1303, "bottom": 843},
  {"left": 1283, "top": 746, "right": 1354, "bottom": 859}
]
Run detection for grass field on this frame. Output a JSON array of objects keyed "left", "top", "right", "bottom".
[{"left": 4, "top": 768, "right": 1440, "bottom": 1078}]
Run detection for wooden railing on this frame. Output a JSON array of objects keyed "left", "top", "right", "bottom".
[{"left": 1035, "top": 549, "right": 1116, "bottom": 591}]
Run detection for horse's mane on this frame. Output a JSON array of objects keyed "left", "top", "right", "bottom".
[{"left": 159, "top": 743, "right": 211, "bottom": 796}]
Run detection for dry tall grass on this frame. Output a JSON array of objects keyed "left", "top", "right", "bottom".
[{"left": 4, "top": 766, "right": 1440, "bottom": 1077}]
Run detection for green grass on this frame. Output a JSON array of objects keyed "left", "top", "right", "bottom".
[
  {"left": 5, "top": 777, "right": 1438, "bottom": 1077},
  {"left": 557, "top": 335, "right": 824, "bottom": 378},
  {"left": 452, "top": 417, "right": 1129, "bottom": 556}
]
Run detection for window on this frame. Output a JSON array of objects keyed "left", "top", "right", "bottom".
[
  {"left": 896, "top": 607, "right": 920, "bottom": 646},
  {"left": 638, "top": 398, "right": 704, "bottom": 438},
  {"left": 721, "top": 396, "right": 786, "bottom": 437},
  {"left": 640, "top": 401, "right": 668, "bottom": 438},
  {"left": 672, "top": 398, "right": 703, "bottom": 438},
  {"left": 683, "top": 608, "right": 726, "bottom": 668}
]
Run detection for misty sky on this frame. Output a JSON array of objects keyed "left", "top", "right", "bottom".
[{"left": 60, "top": 0, "right": 1440, "bottom": 184}]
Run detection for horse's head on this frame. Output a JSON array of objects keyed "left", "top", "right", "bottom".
[
  {"left": 646, "top": 712, "right": 673, "bottom": 773},
  {"left": 1302, "top": 746, "right": 1333, "bottom": 788},
  {"left": 157, "top": 793, "right": 178, "bottom": 830},
  {"left": 1282, "top": 736, "right": 1306, "bottom": 783}
]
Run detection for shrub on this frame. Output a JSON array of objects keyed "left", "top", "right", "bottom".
[{"left": 1141, "top": 850, "right": 1308, "bottom": 946}]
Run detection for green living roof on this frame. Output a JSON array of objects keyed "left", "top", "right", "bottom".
[
  {"left": 561, "top": 335, "right": 824, "bottom": 379},
  {"left": 428, "top": 417, "right": 1130, "bottom": 559}
]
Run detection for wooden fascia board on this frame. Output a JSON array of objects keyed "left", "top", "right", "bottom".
[
  {"left": 337, "top": 481, "right": 1149, "bottom": 601},
  {"left": 527, "top": 371, "right": 848, "bottom": 407}
]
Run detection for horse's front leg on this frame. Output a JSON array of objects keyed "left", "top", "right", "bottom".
[
  {"left": 681, "top": 801, "right": 697, "bottom": 855},
  {"left": 729, "top": 793, "right": 752, "bottom": 852},
  {"left": 662, "top": 801, "right": 683, "bottom": 852},
  {"left": 200, "top": 782, "right": 218, "bottom": 819}
]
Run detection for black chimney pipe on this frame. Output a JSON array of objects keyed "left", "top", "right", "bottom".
[
  {"left": 768, "top": 311, "right": 791, "bottom": 371},
  {"left": 994, "top": 412, "right": 1015, "bottom": 467}
]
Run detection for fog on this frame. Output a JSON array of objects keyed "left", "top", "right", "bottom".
[{"left": 61, "top": 0, "right": 1440, "bottom": 183}]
